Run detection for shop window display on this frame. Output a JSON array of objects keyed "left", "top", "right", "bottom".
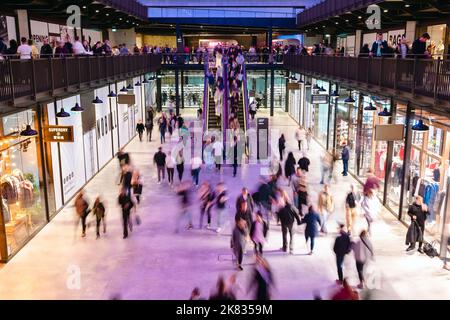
[{"left": 0, "top": 111, "right": 46, "bottom": 258}]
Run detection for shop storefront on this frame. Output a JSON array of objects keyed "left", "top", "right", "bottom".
[
  {"left": 0, "top": 77, "right": 148, "bottom": 262},
  {"left": 0, "top": 109, "right": 46, "bottom": 260}
]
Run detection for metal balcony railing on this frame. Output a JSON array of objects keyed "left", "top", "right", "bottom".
[
  {"left": 284, "top": 54, "right": 450, "bottom": 105},
  {"left": 0, "top": 54, "right": 162, "bottom": 103}
]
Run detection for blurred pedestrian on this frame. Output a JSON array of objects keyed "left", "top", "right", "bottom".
[
  {"left": 345, "top": 184, "right": 359, "bottom": 235},
  {"left": 92, "top": 196, "right": 106, "bottom": 239},
  {"left": 199, "top": 182, "right": 215, "bottom": 229},
  {"left": 300, "top": 205, "right": 322, "bottom": 255},
  {"left": 153, "top": 147, "right": 166, "bottom": 184},
  {"left": 210, "top": 276, "right": 235, "bottom": 300},
  {"left": 295, "top": 126, "right": 306, "bottom": 151},
  {"left": 250, "top": 211, "right": 268, "bottom": 255},
  {"left": 248, "top": 256, "right": 274, "bottom": 300},
  {"left": 284, "top": 152, "right": 296, "bottom": 185},
  {"left": 317, "top": 184, "right": 334, "bottom": 234},
  {"left": 176, "top": 149, "right": 185, "bottom": 182},
  {"left": 175, "top": 181, "right": 194, "bottom": 232},
  {"left": 136, "top": 120, "right": 145, "bottom": 142},
  {"left": 278, "top": 134, "right": 286, "bottom": 161},
  {"left": 231, "top": 217, "right": 249, "bottom": 271},
  {"left": 131, "top": 169, "right": 143, "bottom": 204},
  {"left": 145, "top": 119, "right": 153, "bottom": 141},
  {"left": 118, "top": 188, "right": 134, "bottom": 239},
  {"left": 297, "top": 151, "right": 310, "bottom": 173},
  {"left": 215, "top": 182, "right": 228, "bottom": 233},
  {"left": 341, "top": 143, "right": 350, "bottom": 176},
  {"left": 166, "top": 150, "right": 175, "bottom": 187},
  {"left": 361, "top": 189, "right": 380, "bottom": 235},
  {"left": 191, "top": 155, "right": 202, "bottom": 187},
  {"left": 351, "top": 230, "right": 374, "bottom": 289},
  {"left": 333, "top": 224, "right": 351, "bottom": 284},
  {"left": 277, "top": 194, "right": 301, "bottom": 254},
  {"left": 75, "top": 191, "right": 90, "bottom": 238},
  {"left": 189, "top": 287, "right": 204, "bottom": 300}
]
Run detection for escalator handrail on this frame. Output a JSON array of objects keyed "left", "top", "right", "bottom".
[
  {"left": 203, "top": 58, "right": 209, "bottom": 133},
  {"left": 222, "top": 56, "right": 229, "bottom": 148},
  {"left": 242, "top": 62, "right": 250, "bottom": 132}
]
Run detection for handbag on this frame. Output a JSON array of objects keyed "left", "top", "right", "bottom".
[{"left": 423, "top": 241, "right": 439, "bottom": 258}]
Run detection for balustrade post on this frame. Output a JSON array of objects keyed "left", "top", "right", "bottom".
[
  {"left": 433, "top": 58, "right": 441, "bottom": 103},
  {"left": 31, "top": 58, "right": 37, "bottom": 100},
  {"left": 394, "top": 57, "right": 398, "bottom": 91},
  {"left": 64, "top": 56, "right": 69, "bottom": 91},
  {"left": 412, "top": 58, "right": 417, "bottom": 96}
]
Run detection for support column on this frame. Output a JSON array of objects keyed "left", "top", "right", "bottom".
[
  {"left": 355, "top": 30, "right": 362, "bottom": 57},
  {"left": 264, "top": 69, "right": 268, "bottom": 109},
  {"left": 181, "top": 70, "right": 185, "bottom": 109},
  {"left": 383, "top": 98, "right": 396, "bottom": 206},
  {"left": 285, "top": 73, "right": 289, "bottom": 113},
  {"left": 267, "top": 26, "right": 273, "bottom": 64},
  {"left": 405, "top": 21, "right": 417, "bottom": 44},
  {"left": 175, "top": 69, "right": 180, "bottom": 116},
  {"left": 270, "top": 68, "right": 275, "bottom": 117},
  {"left": 398, "top": 102, "right": 414, "bottom": 220},
  {"left": 15, "top": 9, "right": 30, "bottom": 40},
  {"left": 332, "top": 83, "right": 338, "bottom": 156},
  {"left": 156, "top": 72, "right": 162, "bottom": 112},
  {"left": 355, "top": 92, "right": 363, "bottom": 177}
]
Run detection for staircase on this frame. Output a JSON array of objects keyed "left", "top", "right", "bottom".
[
  {"left": 236, "top": 95, "right": 245, "bottom": 130},
  {"left": 205, "top": 68, "right": 221, "bottom": 131}
]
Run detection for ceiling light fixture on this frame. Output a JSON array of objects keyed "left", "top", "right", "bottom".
[
  {"left": 71, "top": 102, "right": 84, "bottom": 112},
  {"left": 56, "top": 108, "right": 70, "bottom": 118},
  {"left": 20, "top": 125, "right": 38, "bottom": 137}
]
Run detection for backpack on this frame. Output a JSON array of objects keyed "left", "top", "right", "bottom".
[{"left": 346, "top": 192, "right": 356, "bottom": 208}]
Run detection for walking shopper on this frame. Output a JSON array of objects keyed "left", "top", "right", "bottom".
[
  {"left": 231, "top": 217, "right": 249, "bottom": 271},
  {"left": 341, "top": 143, "right": 350, "bottom": 176},
  {"left": 249, "top": 100, "right": 257, "bottom": 120},
  {"left": 292, "top": 168, "right": 308, "bottom": 216},
  {"left": 212, "top": 136, "right": 224, "bottom": 172},
  {"left": 278, "top": 134, "right": 286, "bottom": 161},
  {"left": 176, "top": 149, "right": 185, "bottom": 182},
  {"left": 300, "top": 205, "right": 322, "bottom": 255},
  {"left": 345, "top": 185, "right": 358, "bottom": 235},
  {"left": 333, "top": 224, "right": 351, "bottom": 284},
  {"left": 153, "top": 147, "right": 167, "bottom": 184},
  {"left": 317, "top": 184, "right": 334, "bottom": 234},
  {"left": 136, "top": 120, "right": 145, "bottom": 142},
  {"left": 191, "top": 156, "right": 202, "bottom": 187},
  {"left": 176, "top": 181, "right": 194, "bottom": 232},
  {"left": 235, "top": 200, "right": 253, "bottom": 233},
  {"left": 248, "top": 256, "right": 274, "bottom": 300},
  {"left": 306, "top": 128, "right": 312, "bottom": 150},
  {"left": 320, "top": 152, "right": 333, "bottom": 184},
  {"left": 199, "top": 182, "right": 215, "bottom": 229},
  {"left": 297, "top": 152, "right": 310, "bottom": 173},
  {"left": 92, "top": 197, "right": 106, "bottom": 239},
  {"left": 295, "top": 126, "right": 306, "bottom": 151},
  {"left": 277, "top": 196, "right": 301, "bottom": 254},
  {"left": 351, "top": 230, "right": 374, "bottom": 289},
  {"left": 236, "top": 188, "right": 254, "bottom": 214},
  {"left": 360, "top": 189, "right": 380, "bottom": 234},
  {"left": 251, "top": 211, "right": 268, "bottom": 255},
  {"left": 159, "top": 116, "right": 167, "bottom": 144},
  {"left": 215, "top": 182, "right": 228, "bottom": 233},
  {"left": 284, "top": 152, "right": 296, "bottom": 185},
  {"left": 166, "top": 150, "right": 175, "bottom": 187},
  {"left": 232, "top": 135, "right": 239, "bottom": 177},
  {"left": 145, "top": 119, "right": 153, "bottom": 142},
  {"left": 118, "top": 188, "right": 134, "bottom": 239},
  {"left": 131, "top": 170, "right": 143, "bottom": 205},
  {"left": 75, "top": 191, "right": 90, "bottom": 238},
  {"left": 406, "top": 196, "right": 429, "bottom": 253}
]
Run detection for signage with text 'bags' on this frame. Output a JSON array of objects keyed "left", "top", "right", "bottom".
[{"left": 117, "top": 94, "right": 136, "bottom": 105}]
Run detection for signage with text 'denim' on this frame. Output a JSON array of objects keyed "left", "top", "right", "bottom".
[{"left": 43, "top": 125, "right": 74, "bottom": 142}]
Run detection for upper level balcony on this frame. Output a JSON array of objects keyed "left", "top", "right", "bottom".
[{"left": 284, "top": 54, "right": 450, "bottom": 110}]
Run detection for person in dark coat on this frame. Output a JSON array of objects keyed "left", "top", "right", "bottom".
[
  {"left": 341, "top": 143, "right": 350, "bottom": 176},
  {"left": 235, "top": 200, "right": 253, "bottom": 232},
  {"left": 406, "top": 196, "right": 429, "bottom": 253},
  {"left": 231, "top": 217, "right": 249, "bottom": 271},
  {"left": 277, "top": 195, "right": 301, "bottom": 254},
  {"left": 118, "top": 188, "right": 134, "bottom": 239},
  {"left": 278, "top": 134, "right": 286, "bottom": 161},
  {"left": 300, "top": 205, "right": 322, "bottom": 255},
  {"left": 40, "top": 38, "right": 53, "bottom": 57},
  {"left": 370, "top": 33, "right": 389, "bottom": 57},
  {"left": 359, "top": 44, "right": 370, "bottom": 57},
  {"left": 298, "top": 152, "right": 310, "bottom": 173},
  {"left": 145, "top": 119, "right": 153, "bottom": 142},
  {"left": 284, "top": 152, "right": 296, "bottom": 183},
  {"left": 411, "top": 33, "right": 430, "bottom": 58},
  {"left": 92, "top": 196, "right": 106, "bottom": 238},
  {"left": 248, "top": 256, "right": 274, "bottom": 300},
  {"left": 136, "top": 120, "right": 145, "bottom": 142},
  {"left": 236, "top": 187, "right": 254, "bottom": 213},
  {"left": 333, "top": 224, "right": 351, "bottom": 284}
]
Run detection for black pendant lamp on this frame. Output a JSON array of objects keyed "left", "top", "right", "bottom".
[
  {"left": 412, "top": 119, "right": 429, "bottom": 132},
  {"left": 313, "top": 84, "right": 320, "bottom": 90},
  {"left": 305, "top": 81, "right": 312, "bottom": 87},
  {"left": 142, "top": 78, "right": 149, "bottom": 84},
  {"left": 330, "top": 90, "right": 339, "bottom": 99},
  {"left": 364, "top": 102, "right": 377, "bottom": 111},
  {"left": 108, "top": 91, "right": 117, "bottom": 98},
  {"left": 135, "top": 81, "right": 141, "bottom": 86},
  {"left": 71, "top": 102, "right": 84, "bottom": 112},
  {"left": 319, "top": 86, "right": 327, "bottom": 92},
  {"left": 20, "top": 124, "right": 38, "bottom": 137},
  {"left": 378, "top": 107, "right": 392, "bottom": 117},
  {"left": 126, "top": 84, "right": 134, "bottom": 91},
  {"left": 120, "top": 86, "right": 128, "bottom": 93},
  {"left": 56, "top": 108, "right": 70, "bottom": 118},
  {"left": 297, "top": 78, "right": 304, "bottom": 84},
  {"left": 344, "top": 94, "right": 355, "bottom": 104},
  {"left": 92, "top": 96, "right": 103, "bottom": 104}
]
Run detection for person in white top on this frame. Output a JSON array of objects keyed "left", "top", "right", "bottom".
[
  {"left": 211, "top": 136, "right": 224, "bottom": 172},
  {"left": 190, "top": 156, "right": 202, "bottom": 187},
  {"left": 360, "top": 190, "right": 380, "bottom": 234},
  {"left": 249, "top": 100, "right": 258, "bottom": 120},
  {"left": 17, "top": 37, "right": 32, "bottom": 60},
  {"left": 295, "top": 126, "right": 307, "bottom": 151},
  {"left": 166, "top": 150, "right": 176, "bottom": 187},
  {"left": 236, "top": 52, "right": 245, "bottom": 65},
  {"left": 72, "top": 36, "right": 90, "bottom": 55}
]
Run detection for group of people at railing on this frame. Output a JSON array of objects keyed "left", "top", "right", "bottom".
[
  {"left": 287, "top": 32, "right": 446, "bottom": 60},
  {"left": 0, "top": 35, "right": 161, "bottom": 60}
]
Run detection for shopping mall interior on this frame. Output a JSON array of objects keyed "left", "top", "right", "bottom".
[{"left": 0, "top": 0, "right": 449, "bottom": 301}]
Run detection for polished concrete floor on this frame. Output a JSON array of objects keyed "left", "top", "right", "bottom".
[{"left": 0, "top": 109, "right": 448, "bottom": 300}]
